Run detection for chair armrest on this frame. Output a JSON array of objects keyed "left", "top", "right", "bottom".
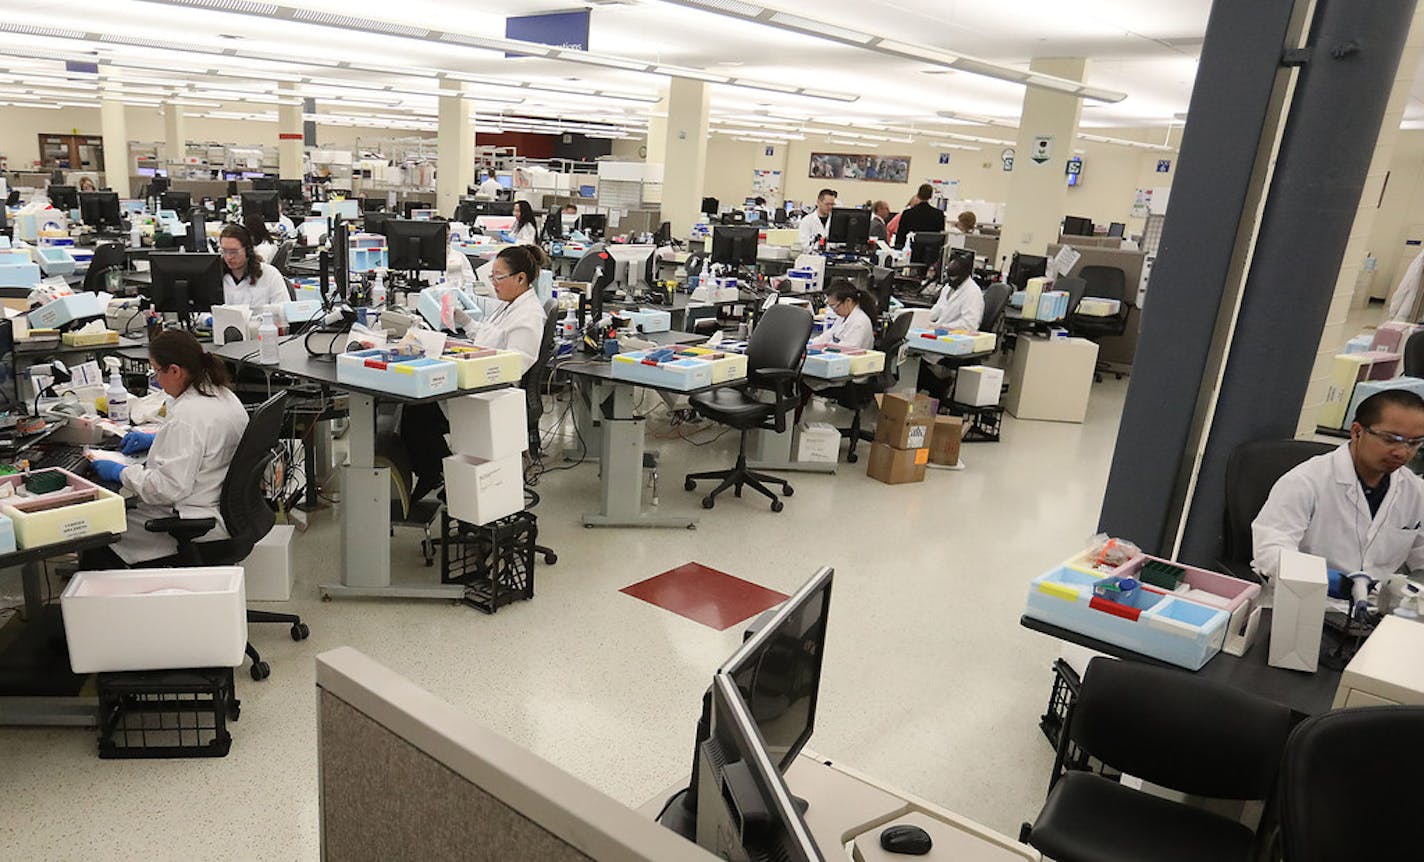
[
  {"left": 144, "top": 516, "right": 218, "bottom": 541},
  {"left": 753, "top": 367, "right": 803, "bottom": 433}
]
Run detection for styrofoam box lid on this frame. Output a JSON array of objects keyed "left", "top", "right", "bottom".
[{"left": 63, "top": 566, "right": 244, "bottom": 599}]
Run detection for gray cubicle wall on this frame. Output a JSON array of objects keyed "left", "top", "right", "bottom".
[
  {"left": 316, "top": 647, "right": 715, "bottom": 862},
  {"left": 1048, "top": 243, "right": 1148, "bottom": 373}
]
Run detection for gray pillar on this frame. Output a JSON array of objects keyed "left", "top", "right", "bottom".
[{"left": 1177, "top": 0, "right": 1419, "bottom": 565}]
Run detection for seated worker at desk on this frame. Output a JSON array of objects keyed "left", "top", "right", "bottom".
[
  {"left": 85, "top": 331, "right": 248, "bottom": 566},
  {"left": 510, "top": 201, "right": 538, "bottom": 246},
  {"left": 220, "top": 224, "right": 289, "bottom": 307},
  {"left": 1253, "top": 390, "right": 1424, "bottom": 584},
  {"left": 798, "top": 280, "right": 878, "bottom": 420},
  {"left": 953, "top": 210, "right": 977, "bottom": 234},
  {"left": 798, "top": 188, "right": 836, "bottom": 251},
  {"left": 869, "top": 200, "right": 890, "bottom": 242},
  {"left": 893, "top": 183, "right": 947, "bottom": 250},
  {"left": 915, "top": 255, "right": 985, "bottom": 400},
  {"left": 400, "top": 245, "right": 550, "bottom": 500},
  {"left": 244, "top": 211, "right": 278, "bottom": 264},
  {"left": 476, "top": 171, "right": 502, "bottom": 199}
]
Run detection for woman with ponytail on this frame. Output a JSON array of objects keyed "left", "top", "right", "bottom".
[
  {"left": 814, "top": 279, "right": 877, "bottom": 350},
  {"left": 87, "top": 330, "right": 249, "bottom": 565}
]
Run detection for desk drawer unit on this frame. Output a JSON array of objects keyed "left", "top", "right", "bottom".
[{"left": 336, "top": 349, "right": 458, "bottom": 398}]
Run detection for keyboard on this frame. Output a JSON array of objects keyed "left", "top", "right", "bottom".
[{"left": 25, "top": 443, "right": 94, "bottom": 476}]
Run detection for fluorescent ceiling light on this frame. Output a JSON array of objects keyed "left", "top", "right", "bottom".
[
  {"left": 653, "top": 66, "right": 729, "bottom": 83},
  {"left": 766, "top": 11, "right": 872, "bottom": 45}
]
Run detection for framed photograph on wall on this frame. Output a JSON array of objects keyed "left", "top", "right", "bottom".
[{"left": 808, "top": 152, "right": 910, "bottom": 183}]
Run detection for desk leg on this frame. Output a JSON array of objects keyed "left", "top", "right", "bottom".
[
  {"left": 567, "top": 375, "right": 603, "bottom": 463},
  {"left": 748, "top": 425, "right": 836, "bottom": 474},
  {"left": 322, "top": 394, "right": 463, "bottom": 601},
  {"left": 582, "top": 382, "right": 696, "bottom": 529},
  {"left": 21, "top": 560, "right": 44, "bottom": 622}
]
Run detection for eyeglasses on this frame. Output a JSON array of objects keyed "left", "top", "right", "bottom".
[
  {"left": 490, "top": 271, "right": 517, "bottom": 283},
  {"left": 1363, "top": 426, "right": 1424, "bottom": 450},
  {"left": 219, "top": 247, "right": 244, "bottom": 258}
]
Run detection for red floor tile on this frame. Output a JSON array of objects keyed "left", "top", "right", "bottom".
[{"left": 620, "top": 563, "right": 788, "bottom": 630}]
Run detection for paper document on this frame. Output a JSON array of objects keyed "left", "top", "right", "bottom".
[{"left": 1053, "top": 245, "right": 1082, "bottom": 277}]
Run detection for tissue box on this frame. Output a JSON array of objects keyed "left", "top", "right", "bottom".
[
  {"left": 336, "top": 349, "right": 458, "bottom": 398},
  {"left": 0, "top": 469, "right": 127, "bottom": 549},
  {"left": 442, "top": 342, "right": 524, "bottom": 389},
  {"left": 60, "top": 566, "right": 247, "bottom": 672},
  {"left": 27, "top": 293, "right": 106, "bottom": 330},
  {"left": 448, "top": 389, "right": 528, "bottom": 460},
  {"left": 672, "top": 347, "right": 747, "bottom": 383},
  {"left": 1076, "top": 297, "right": 1122, "bottom": 318},
  {"left": 1268, "top": 549, "right": 1327, "bottom": 672},
  {"left": 242, "top": 524, "right": 294, "bottom": 601},
  {"left": 0, "top": 513, "right": 15, "bottom": 554},
  {"left": 442, "top": 453, "right": 523, "bottom": 526},
  {"left": 1343, "top": 334, "right": 1373, "bottom": 354},
  {"left": 282, "top": 300, "right": 323, "bottom": 324},
  {"left": 621, "top": 308, "right": 671, "bottom": 334},
  {"left": 794, "top": 422, "right": 841, "bottom": 463},
  {"left": 62, "top": 329, "right": 120, "bottom": 347},
  {"left": 610, "top": 350, "right": 715, "bottom": 391},
  {"left": 954, "top": 365, "right": 1004, "bottom": 407}
]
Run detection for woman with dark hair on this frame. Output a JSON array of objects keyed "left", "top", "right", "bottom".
[
  {"left": 510, "top": 200, "right": 538, "bottom": 246},
  {"left": 219, "top": 223, "right": 289, "bottom": 307},
  {"left": 87, "top": 330, "right": 249, "bottom": 564},
  {"left": 814, "top": 279, "right": 876, "bottom": 350},
  {"left": 243, "top": 211, "right": 278, "bottom": 263}
]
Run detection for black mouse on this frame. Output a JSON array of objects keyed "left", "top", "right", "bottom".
[{"left": 880, "top": 824, "right": 932, "bottom": 855}]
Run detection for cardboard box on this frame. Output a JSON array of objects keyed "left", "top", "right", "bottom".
[
  {"left": 866, "top": 442, "right": 928, "bottom": 484},
  {"left": 928, "top": 415, "right": 963, "bottom": 466},
  {"left": 1268, "top": 549, "right": 1327, "bottom": 672},
  {"left": 794, "top": 422, "right": 840, "bottom": 464},
  {"left": 954, "top": 365, "right": 1003, "bottom": 407},
  {"left": 447, "top": 389, "right": 528, "bottom": 460},
  {"left": 242, "top": 524, "right": 295, "bottom": 602},
  {"left": 442, "top": 453, "right": 523, "bottom": 526},
  {"left": 874, "top": 392, "right": 934, "bottom": 449}
]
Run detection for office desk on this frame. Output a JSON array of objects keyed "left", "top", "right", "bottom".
[{"left": 212, "top": 339, "right": 509, "bottom": 601}]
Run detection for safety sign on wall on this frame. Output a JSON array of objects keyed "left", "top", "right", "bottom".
[{"left": 1030, "top": 135, "right": 1053, "bottom": 164}]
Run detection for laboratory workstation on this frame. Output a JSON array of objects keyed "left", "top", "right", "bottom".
[{"left": 5, "top": 2, "right": 1424, "bottom": 860}]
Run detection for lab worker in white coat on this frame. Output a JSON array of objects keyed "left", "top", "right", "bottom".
[
  {"left": 508, "top": 201, "right": 539, "bottom": 247},
  {"left": 813, "top": 280, "right": 876, "bottom": 350},
  {"left": 220, "top": 224, "right": 289, "bottom": 308},
  {"left": 1388, "top": 246, "right": 1424, "bottom": 321},
  {"left": 1252, "top": 390, "right": 1424, "bottom": 584},
  {"left": 929, "top": 255, "right": 984, "bottom": 330},
  {"left": 86, "top": 331, "right": 249, "bottom": 566},
  {"left": 476, "top": 171, "right": 503, "bottom": 199},
  {"left": 798, "top": 188, "right": 837, "bottom": 251}
]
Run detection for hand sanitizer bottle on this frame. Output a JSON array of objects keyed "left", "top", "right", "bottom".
[
  {"left": 107, "top": 371, "right": 129, "bottom": 423},
  {"left": 258, "top": 313, "right": 280, "bottom": 365}
]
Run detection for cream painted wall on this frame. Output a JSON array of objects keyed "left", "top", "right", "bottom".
[{"left": 1369, "top": 129, "right": 1424, "bottom": 303}]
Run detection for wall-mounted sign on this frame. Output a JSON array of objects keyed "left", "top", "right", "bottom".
[
  {"left": 939, "top": 153, "right": 950, "bottom": 165},
  {"left": 1156, "top": 159, "right": 1172, "bottom": 173},
  {"left": 1001, "top": 148, "right": 1015, "bottom": 172},
  {"left": 766, "top": 146, "right": 775, "bottom": 157},
  {"left": 1030, "top": 135, "right": 1053, "bottom": 164},
  {"left": 505, "top": 10, "right": 590, "bottom": 56}
]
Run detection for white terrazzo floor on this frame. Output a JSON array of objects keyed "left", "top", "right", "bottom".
[{"left": 0, "top": 373, "right": 1131, "bottom": 860}]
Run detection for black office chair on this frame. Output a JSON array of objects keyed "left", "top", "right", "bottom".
[
  {"left": 521, "top": 298, "right": 561, "bottom": 567},
  {"left": 824, "top": 310, "right": 914, "bottom": 463},
  {"left": 1403, "top": 330, "right": 1424, "bottom": 378},
  {"left": 1279, "top": 706, "right": 1424, "bottom": 862},
  {"left": 979, "top": 281, "right": 1012, "bottom": 335},
  {"left": 1066, "top": 265, "right": 1130, "bottom": 381},
  {"left": 569, "top": 244, "right": 609, "bottom": 283},
  {"left": 270, "top": 239, "right": 295, "bottom": 276},
  {"left": 1023, "top": 657, "right": 1294, "bottom": 862},
  {"left": 870, "top": 266, "right": 895, "bottom": 315},
  {"left": 684, "top": 304, "right": 813, "bottom": 511},
  {"left": 1219, "top": 438, "right": 1334, "bottom": 583},
  {"left": 144, "top": 392, "right": 309, "bottom": 681},
  {"left": 82, "top": 242, "right": 127, "bottom": 293}
]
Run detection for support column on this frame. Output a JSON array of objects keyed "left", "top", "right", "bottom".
[
  {"left": 997, "top": 58, "right": 1087, "bottom": 265},
  {"left": 655, "top": 77, "right": 710, "bottom": 238},
  {"left": 162, "top": 102, "right": 186, "bottom": 176},
  {"left": 278, "top": 84, "right": 304, "bottom": 181},
  {"left": 437, "top": 79, "right": 475, "bottom": 218},
  {"left": 645, "top": 83, "right": 669, "bottom": 167},
  {"left": 99, "top": 70, "right": 130, "bottom": 198}
]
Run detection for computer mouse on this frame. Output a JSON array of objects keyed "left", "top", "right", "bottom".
[{"left": 879, "top": 824, "right": 932, "bottom": 855}]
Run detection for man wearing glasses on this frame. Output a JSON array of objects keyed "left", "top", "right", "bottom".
[{"left": 1253, "top": 390, "right": 1424, "bottom": 584}]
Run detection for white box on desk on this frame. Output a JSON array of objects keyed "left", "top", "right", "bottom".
[
  {"left": 60, "top": 566, "right": 248, "bottom": 673},
  {"left": 443, "top": 453, "right": 523, "bottom": 526},
  {"left": 794, "top": 422, "right": 841, "bottom": 463},
  {"left": 954, "top": 366, "right": 1003, "bottom": 407},
  {"left": 447, "top": 389, "right": 528, "bottom": 460},
  {"left": 242, "top": 524, "right": 294, "bottom": 602},
  {"left": 212, "top": 305, "right": 251, "bottom": 347},
  {"left": 1268, "top": 549, "right": 1327, "bottom": 672},
  {"left": 0, "top": 513, "right": 14, "bottom": 554}
]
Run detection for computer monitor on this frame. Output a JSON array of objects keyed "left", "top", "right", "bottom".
[
  {"left": 160, "top": 191, "right": 192, "bottom": 213},
  {"left": 701, "top": 197, "right": 720, "bottom": 216},
  {"left": 653, "top": 221, "right": 672, "bottom": 246},
  {"left": 360, "top": 196, "right": 386, "bottom": 213},
  {"left": 242, "top": 190, "right": 280, "bottom": 222},
  {"left": 908, "top": 231, "right": 946, "bottom": 268},
  {"left": 827, "top": 207, "right": 870, "bottom": 250},
  {"left": 1062, "top": 215, "right": 1094, "bottom": 237},
  {"left": 486, "top": 200, "right": 516, "bottom": 217},
  {"left": 1007, "top": 252, "right": 1049, "bottom": 290},
  {"left": 497, "top": 175, "right": 513, "bottom": 189},
  {"left": 720, "top": 210, "right": 747, "bottom": 226},
  {"left": 278, "top": 179, "right": 306, "bottom": 204},
  {"left": 363, "top": 211, "right": 395, "bottom": 236},
  {"left": 78, "top": 192, "right": 124, "bottom": 231},
  {"left": 386, "top": 218, "right": 449, "bottom": 272},
  {"left": 250, "top": 177, "right": 277, "bottom": 191},
  {"left": 410, "top": 209, "right": 437, "bottom": 222},
  {"left": 711, "top": 225, "right": 759, "bottom": 267},
  {"left": 148, "top": 176, "right": 171, "bottom": 195},
  {"left": 578, "top": 213, "right": 607, "bottom": 237},
  {"left": 1107, "top": 222, "right": 1126, "bottom": 238},
  {"left": 48, "top": 185, "right": 79, "bottom": 211},
  {"left": 773, "top": 207, "right": 790, "bottom": 225},
  {"left": 146, "top": 252, "right": 224, "bottom": 319}
]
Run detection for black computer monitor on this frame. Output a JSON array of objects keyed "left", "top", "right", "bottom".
[
  {"left": 250, "top": 177, "right": 277, "bottom": 192},
  {"left": 654, "top": 221, "right": 672, "bottom": 246},
  {"left": 242, "top": 190, "right": 280, "bottom": 222},
  {"left": 146, "top": 252, "right": 224, "bottom": 319},
  {"left": 773, "top": 207, "right": 789, "bottom": 225},
  {"left": 827, "top": 207, "right": 870, "bottom": 249},
  {"left": 147, "top": 176, "right": 171, "bottom": 195},
  {"left": 909, "top": 231, "right": 946, "bottom": 268},
  {"left": 48, "top": 185, "right": 79, "bottom": 211},
  {"left": 1107, "top": 221, "right": 1126, "bottom": 238},
  {"left": 78, "top": 192, "right": 123, "bottom": 231},
  {"left": 486, "top": 200, "right": 515, "bottom": 217},
  {"left": 719, "top": 210, "right": 746, "bottom": 226},
  {"left": 711, "top": 225, "right": 759, "bottom": 267},
  {"left": 701, "top": 196, "right": 720, "bottom": 216},
  {"left": 363, "top": 211, "right": 395, "bottom": 236},
  {"left": 578, "top": 212, "right": 607, "bottom": 237},
  {"left": 160, "top": 191, "right": 192, "bottom": 213},
  {"left": 454, "top": 198, "right": 481, "bottom": 224},
  {"left": 1062, "top": 215, "right": 1094, "bottom": 237},
  {"left": 360, "top": 196, "right": 385, "bottom": 213},
  {"left": 1007, "top": 252, "right": 1049, "bottom": 289},
  {"left": 386, "top": 218, "right": 449, "bottom": 271},
  {"left": 278, "top": 179, "right": 306, "bottom": 203}
]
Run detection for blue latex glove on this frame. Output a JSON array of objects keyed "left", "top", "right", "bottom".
[
  {"left": 91, "top": 458, "right": 127, "bottom": 485},
  {"left": 120, "top": 430, "right": 155, "bottom": 456}
]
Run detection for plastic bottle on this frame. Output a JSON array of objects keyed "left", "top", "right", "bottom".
[
  {"left": 258, "top": 313, "right": 280, "bottom": 365},
  {"left": 129, "top": 221, "right": 142, "bottom": 249},
  {"left": 561, "top": 308, "right": 578, "bottom": 338},
  {"left": 371, "top": 271, "right": 387, "bottom": 307},
  {"left": 107, "top": 371, "right": 129, "bottom": 423}
]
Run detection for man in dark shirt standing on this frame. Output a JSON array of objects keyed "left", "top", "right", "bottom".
[{"left": 893, "top": 183, "right": 946, "bottom": 249}]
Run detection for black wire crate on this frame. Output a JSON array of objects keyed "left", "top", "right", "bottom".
[
  {"left": 440, "top": 510, "right": 537, "bottom": 614},
  {"left": 1038, "top": 659, "right": 1087, "bottom": 771},
  {"left": 96, "top": 667, "right": 239, "bottom": 759},
  {"left": 946, "top": 401, "right": 1004, "bottom": 442}
]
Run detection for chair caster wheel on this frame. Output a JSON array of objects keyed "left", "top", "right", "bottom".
[
  {"left": 847, "top": 452, "right": 858, "bottom": 463},
  {"left": 770, "top": 500, "right": 784, "bottom": 513},
  {"left": 702, "top": 496, "right": 715, "bottom": 509},
  {"left": 684, "top": 478, "right": 697, "bottom": 491},
  {"left": 250, "top": 661, "right": 271, "bottom": 681},
  {"left": 734, "top": 487, "right": 742, "bottom": 498},
  {"left": 291, "top": 623, "right": 310, "bottom": 641},
  {"left": 321, "top": 593, "right": 333, "bottom": 602},
  {"left": 543, "top": 552, "right": 558, "bottom": 565},
  {"left": 782, "top": 485, "right": 793, "bottom": 496}
]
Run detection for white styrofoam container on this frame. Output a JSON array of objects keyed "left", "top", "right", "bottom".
[
  {"left": 609, "top": 352, "right": 715, "bottom": 391},
  {"left": 802, "top": 350, "right": 853, "bottom": 379},
  {"left": 336, "top": 349, "right": 458, "bottom": 398},
  {"left": 443, "top": 453, "right": 523, "bottom": 526},
  {"left": 242, "top": 524, "right": 294, "bottom": 602},
  {"left": 0, "top": 513, "right": 15, "bottom": 554},
  {"left": 795, "top": 422, "right": 841, "bottom": 463},
  {"left": 448, "top": 389, "right": 528, "bottom": 460},
  {"left": 27, "top": 293, "right": 106, "bottom": 329},
  {"left": 954, "top": 365, "right": 1004, "bottom": 407},
  {"left": 672, "top": 348, "right": 747, "bottom": 384},
  {"left": 60, "top": 566, "right": 248, "bottom": 673},
  {"left": 443, "top": 342, "right": 524, "bottom": 389}
]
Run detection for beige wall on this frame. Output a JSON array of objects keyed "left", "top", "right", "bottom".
[{"left": 1369, "top": 129, "right": 1424, "bottom": 303}]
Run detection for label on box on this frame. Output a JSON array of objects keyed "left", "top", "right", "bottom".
[
  {"left": 60, "top": 517, "right": 90, "bottom": 539},
  {"left": 478, "top": 466, "right": 506, "bottom": 491},
  {"left": 906, "top": 426, "right": 928, "bottom": 448},
  {"left": 483, "top": 366, "right": 504, "bottom": 383},
  {"left": 429, "top": 371, "right": 450, "bottom": 390},
  {"left": 914, "top": 449, "right": 928, "bottom": 465}
]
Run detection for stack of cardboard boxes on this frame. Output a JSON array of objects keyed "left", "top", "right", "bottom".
[{"left": 867, "top": 393, "right": 933, "bottom": 484}]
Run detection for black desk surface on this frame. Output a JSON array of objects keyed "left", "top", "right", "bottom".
[
  {"left": 0, "top": 531, "right": 121, "bottom": 571},
  {"left": 1020, "top": 611, "right": 1344, "bottom": 717}
]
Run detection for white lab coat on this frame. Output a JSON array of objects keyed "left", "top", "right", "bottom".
[
  {"left": 799, "top": 212, "right": 830, "bottom": 250},
  {"left": 1252, "top": 442, "right": 1424, "bottom": 582},
  {"left": 930, "top": 277, "right": 985, "bottom": 330},
  {"left": 115, "top": 386, "right": 249, "bottom": 564},
  {"left": 1388, "top": 247, "right": 1424, "bottom": 321},
  {"left": 815, "top": 305, "right": 875, "bottom": 350},
  {"left": 253, "top": 240, "right": 277, "bottom": 265},
  {"left": 223, "top": 265, "right": 289, "bottom": 308},
  {"left": 462, "top": 287, "right": 547, "bottom": 373},
  {"left": 477, "top": 178, "right": 503, "bottom": 199},
  {"left": 510, "top": 222, "right": 538, "bottom": 246}
]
